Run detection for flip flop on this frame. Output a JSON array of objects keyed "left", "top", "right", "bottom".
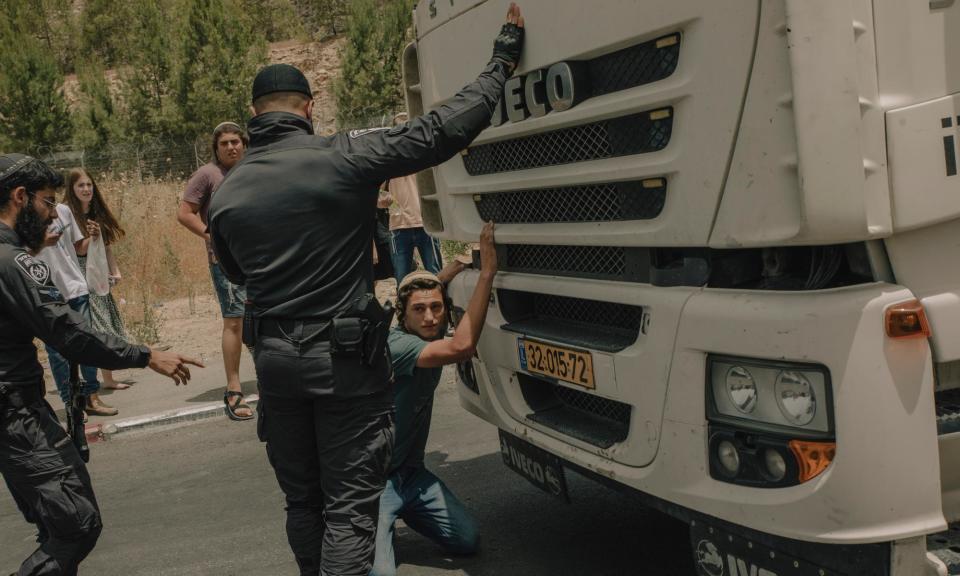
[{"left": 224, "top": 391, "right": 254, "bottom": 421}]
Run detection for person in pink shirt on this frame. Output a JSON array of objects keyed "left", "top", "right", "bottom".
[{"left": 176, "top": 122, "right": 253, "bottom": 421}]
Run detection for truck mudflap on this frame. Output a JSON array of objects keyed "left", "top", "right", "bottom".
[
  {"left": 690, "top": 520, "right": 886, "bottom": 576},
  {"left": 692, "top": 522, "right": 821, "bottom": 576},
  {"left": 693, "top": 520, "right": 960, "bottom": 576}
]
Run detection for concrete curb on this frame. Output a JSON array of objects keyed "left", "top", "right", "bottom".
[{"left": 86, "top": 394, "right": 260, "bottom": 441}]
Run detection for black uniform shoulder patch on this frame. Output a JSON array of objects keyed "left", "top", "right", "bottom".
[
  {"left": 348, "top": 127, "right": 389, "bottom": 139},
  {"left": 14, "top": 252, "right": 51, "bottom": 286}
]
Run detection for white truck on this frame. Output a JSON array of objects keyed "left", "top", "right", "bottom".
[{"left": 404, "top": 1, "right": 960, "bottom": 574}]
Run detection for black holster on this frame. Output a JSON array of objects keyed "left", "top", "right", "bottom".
[{"left": 330, "top": 293, "right": 394, "bottom": 367}]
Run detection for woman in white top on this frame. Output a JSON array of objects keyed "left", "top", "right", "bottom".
[{"left": 64, "top": 168, "right": 133, "bottom": 392}]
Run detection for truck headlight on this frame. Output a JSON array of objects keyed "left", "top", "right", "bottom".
[
  {"left": 725, "top": 366, "right": 757, "bottom": 414},
  {"left": 708, "top": 356, "right": 832, "bottom": 434},
  {"left": 775, "top": 371, "right": 816, "bottom": 426}
]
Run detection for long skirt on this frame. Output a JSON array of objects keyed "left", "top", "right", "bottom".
[{"left": 78, "top": 255, "right": 129, "bottom": 341}]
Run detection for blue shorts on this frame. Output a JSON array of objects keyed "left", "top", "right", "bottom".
[{"left": 209, "top": 262, "right": 246, "bottom": 318}]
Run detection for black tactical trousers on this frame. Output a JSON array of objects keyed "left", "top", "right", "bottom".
[
  {"left": 255, "top": 323, "right": 394, "bottom": 576},
  {"left": 0, "top": 394, "right": 102, "bottom": 576}
]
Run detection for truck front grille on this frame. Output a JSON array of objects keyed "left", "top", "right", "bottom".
[
  {"left": 502, "top": 244, "right": 652, "bottom": 283},
  {"left": 463, "top": 108, "right": 673, "bottom": 175},
  {"left": 588, "top": 33, "right": 680, "bottom": 98},
  {"left": 499, "top": 289, "right": 643, "bottom": 352},
  {"left": 507, "top": 244, "right": 623, "bottom": 277},
  {"left": 518, "top": 373, "right": 631, "bottom": 449},
  {"left": 474, "top": 178, "right": 666, "bottom": 224}
]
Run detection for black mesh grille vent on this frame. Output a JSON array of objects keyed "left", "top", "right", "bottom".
[
  {"left": 517, "top": 373, "right": 631, "bottom": 448},
  {"left": 499, "top": 289, "right": 644, "bottom": 352},
  {"left": 463, "top": 108, "right": 673, "bottom": 175},
  {"left": 501, "top": 245, "right": 654, "bottom": 284},
  {"left": 505, "top": 244, "right": 628, "bottom": 280},
  {"left": 554, "top": 385, "right": 631, "bottom": 427},
  {"left": 588, "top": 33, "right": 681, "bottom": 98},
  {"left": 474, "top": 179, "right": 666, "bottom": 224},
  {"left": 530, "top": 293, "right": 643, "bottom": 333}
]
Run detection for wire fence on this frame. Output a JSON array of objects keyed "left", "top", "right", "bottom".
[
  {"left": 339, "top": 110, "right": 405, "bottom": 131},
  {"left": 30, "top": 110, "right": 405, "bottom": 182},
  {"left": 32, "top": 138, "right": 210, "bottom": 182}
]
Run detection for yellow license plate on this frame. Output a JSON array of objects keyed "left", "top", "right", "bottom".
[{"left": 518, "top": 338, "right": 595, "bottom": 389}]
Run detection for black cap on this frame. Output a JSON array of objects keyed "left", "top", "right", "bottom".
[
  {"left": 251, "top": 64, "right": 312, "bottom": 102},
  {"left": 0, "top": 154, "right": 34, "bottom": 182}
]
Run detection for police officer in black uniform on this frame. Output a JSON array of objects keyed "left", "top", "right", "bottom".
[
  {"left": 207, "top": 5, "right": 525, "bottom": 575},
  {"left": 0, "top": 154, "right": 201, "bottom": 576}
]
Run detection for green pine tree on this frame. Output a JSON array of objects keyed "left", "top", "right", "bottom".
[
  {"left": 334, "top": 0, "right": 415, "bottom": 129},
  {"left": 1, "top": 0, "right": 78, "bottom": 72},
  {"left": 174, "top": 0, "right": 268, "bottom": 139},
  {"left": 79, "top": 0, "right": 140, "bottom": 68},
  {"left": 239, "top": 0, "right": 303, "bottom": 42},
  {"left": 72, "top": 58, "right": 122, "bottom": 150},
  {"left": 0, "top": 13, "right": 73, "bottom": 152},
  {"left": 119, "top": 0, "right": 184, "bottom": 140}
]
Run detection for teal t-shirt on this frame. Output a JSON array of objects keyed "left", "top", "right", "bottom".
[{"left": 388, "top": 326, "right": 444, "bottom": 472}]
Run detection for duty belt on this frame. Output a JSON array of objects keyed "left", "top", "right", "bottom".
[
  {"left": 0, "top": 381, "right": 44, "bottom": 409},
  {"left": 259, "top": 318, "right": 331, "bottom": 344}
]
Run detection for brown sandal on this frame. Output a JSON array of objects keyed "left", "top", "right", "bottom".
[{"left": 85, "top": 397, "right": 118, "bottom": 417}]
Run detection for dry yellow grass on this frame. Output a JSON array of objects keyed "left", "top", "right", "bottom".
[
  {"left": 74, "top": 173, "right": 465, "bottom": 344},
  {"left": 88, "top": 175, "right": 214, "bottom": 343}
]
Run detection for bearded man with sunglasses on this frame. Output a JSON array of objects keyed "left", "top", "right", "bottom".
[{"left": 0, "top": 154, "right": 201, "bottom": 576}]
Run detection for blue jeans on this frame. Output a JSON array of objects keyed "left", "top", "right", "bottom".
[
  {"left": 209, "top": 262, "right": 246, "bottom": 318},
  {"left": 390, "top": 227, "right": 442, "bottom": 284},
  {"left": 370, "top": 465, "right": 479, "bottom": 576},
  {"left": 46, "top": 295, "right": 100, "bottom": 404}
]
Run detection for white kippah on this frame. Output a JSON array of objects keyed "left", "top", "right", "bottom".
[{"left": 398, "top": 270, "right": 442, "bottom": 292}]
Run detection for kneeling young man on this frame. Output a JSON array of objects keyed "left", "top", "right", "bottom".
[{"left": 371, "top": 222, "right": 497, "bottom": 576}]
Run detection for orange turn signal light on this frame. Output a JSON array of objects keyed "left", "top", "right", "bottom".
[
  {"left": 789, "top": 440, "right": 836, "bottom": 483},
  {"left": 884, "top": 299, "right": 931, "bottom": 339}
]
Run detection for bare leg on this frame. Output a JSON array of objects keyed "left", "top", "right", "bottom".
[
  {"left": 101, "top": 369, "right": 130, "bottom": 390},
  {"left": 223, "top": 317, "right": 252, "bottom": 418}
]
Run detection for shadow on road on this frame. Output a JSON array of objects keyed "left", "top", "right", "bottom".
[
  {"left": 185, "top": 378, "right": 258, "bottom": 402},
  {"left": 390, "top": 450, "right": 697, "bottom": 576}
]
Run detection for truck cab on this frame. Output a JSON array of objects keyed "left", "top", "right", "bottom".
[{"left": 406, "top": 1, "right": 960, "bottom": 574}]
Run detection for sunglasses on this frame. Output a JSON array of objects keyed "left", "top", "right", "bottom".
[{"left": 29, "top": 192, "right": 57, "bottom": 209}]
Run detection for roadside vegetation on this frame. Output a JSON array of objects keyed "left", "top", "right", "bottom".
[{"left": 2, "top": 0, "right": 425, "bottom": 343}]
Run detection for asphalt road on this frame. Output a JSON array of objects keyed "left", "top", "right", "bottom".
[{"left": 0, "top": 369, "right": 697, "bottom": 576}]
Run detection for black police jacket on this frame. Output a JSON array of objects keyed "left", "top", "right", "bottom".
[
  {"left": 0, "top": 223, "right": 150, "bottom": 386},
  {"left": 209, "top": 61, "right": 510, "bottom": 319}
]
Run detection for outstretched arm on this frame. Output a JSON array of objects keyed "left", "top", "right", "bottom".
[
  {"left": 417, "top": 222, "right": 497, "bottom": 367},
  {"left": 343, "top": 4, "right": 525, "bottom": 184},
  {"left": 2, "top": 251, "right": 202, "bottom": 385}
]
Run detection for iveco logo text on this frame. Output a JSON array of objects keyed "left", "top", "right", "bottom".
[
  {"left": 943, "top": 116, "right": 959, "bottom": 177},
  {"left": 491, "top": 62, "right": 586, "bottom": 126},
  {"left": 695, "top": 539, "right": 780, "bottom": 576},
  {"left": 500, "top": 439, "right": 563, "bottom": 496}
]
